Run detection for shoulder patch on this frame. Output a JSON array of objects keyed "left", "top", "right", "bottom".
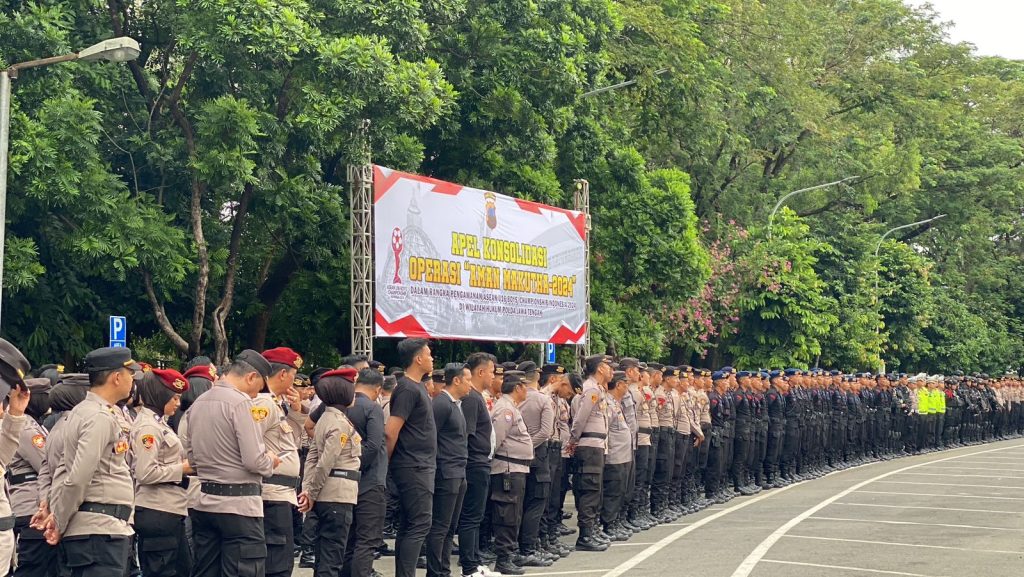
[
  {"left": 504, "top": 410, "right": 513, "bottom": 423},
  {"left": 31, "top": 434, "right": 45, "bottom": 449},
  {"left": 340, "top": 433, "right": 349, "bottom": 447},
  {"left": 114, "top": 438, "right": 129, "bottom": 455},
  {"left": 251, "top": 407, "right": 269, "bottom": 422},
  {"left": 590, "top": 393, "right": 599, "bottom": 403},
  {"left": 141, "top": 434, "right": 157, "bottom": 450}
]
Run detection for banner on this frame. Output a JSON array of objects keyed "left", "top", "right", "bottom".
[{"left": 373, "top": 166, "right": 587, "bottom": 344}]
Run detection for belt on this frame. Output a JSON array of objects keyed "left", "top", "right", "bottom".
[
  {"left": 580, "top": 432, "right": 607, "bottom": 440},
  {"left": 200, "top": 482, "right": 262, "bottom": 497},
  {"left": 78, "top": 502, "right": 131, "bottom": 521},
  {"left": 8, "top": 472, "right": 37, "bottom": 486},
  {"left": 494, "top": 454, "right": 532, "bottom": 467},
  {"left": 264, "top": 475, "right": 300, "bottom": 489},
  {"left": 0, "top": 516, "right": 13, "bottom": 531},
  {"left": 161, "top": 477, "right": 191, "bottom": 489},
  {"left": 638, "top": 427, "right": 653, "bottom": 434},
  {"left": 328, "top": 469, "right": 361, "bottom": 481}
]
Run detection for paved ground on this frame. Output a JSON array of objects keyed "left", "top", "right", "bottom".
[{"left": 296, "top": 438, "right": 1024, "bottom": 577}]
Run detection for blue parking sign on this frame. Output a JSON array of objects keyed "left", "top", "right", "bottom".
[
  {"left": 109, "top": 316, "right": 127, "bottom": 348},
  {"left": 546, "top": 343, "right": 556, "bottom": 364}
]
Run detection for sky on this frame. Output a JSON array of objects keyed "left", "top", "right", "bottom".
[{"left": 913, "top": 1, "right": 1024, "bottom": 59}]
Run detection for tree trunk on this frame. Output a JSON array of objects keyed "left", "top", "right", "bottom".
[
  {"left": 246, "top": 255, "right": 303, "bottom": 351},
  {"left": 211, "top": 183, "right": 254, "bottom": 365}
]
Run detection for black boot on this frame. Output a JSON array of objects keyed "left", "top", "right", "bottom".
[{"left": 575, "top": 527, "right": 610, "bottom": 552}]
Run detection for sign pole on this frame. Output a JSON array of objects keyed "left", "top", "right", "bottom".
[
  {"left": 349, "top": 120, "right": 374, "bottom": 358},
  {"left": 573, "top": 179, "right": 591, "bottom": 371}
]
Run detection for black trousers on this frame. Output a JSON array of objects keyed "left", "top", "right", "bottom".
[
  {"left": 631, "top": 444, "right": 650, "bottom": 509},
  {"left": 426, "top": 477, "right": 466, "bottom": 577},
  {"left": 59, "top": 535, "right": 131, "bottom": 577},
  {"left": 458, "top": 466, "right": 490, "bottom": 574},
  {"left": 14, "top": 516, "right": 57, "bottom": 577},
  {"left": 261, "top": 502, "right": 293, "bottom": 577},
  {"left": 542, "top": 449, "right": 565, "bottom": 537},
  {"left": 312, "top": 501, "right": 353, "bottom": 577},
  {"left": 488, "top": 473, "right": 526, "bottom": 560},
  {"left": 190, "top": 510, "right": 266, "bottom": 577},
  {"left": 519, "top": 464, "right": 550, "bottom": 551},
  {"left": 135, "top": 507, "right": 191, "bottom": 577},
  {"left": 572, "top": 446, "right": 605, "bottom": 530},
  {"left": 600, "top": 462, "right": 628, "bottom": 526},
  {"left": 343, "top": 486, "right": 385, "bottom": 577},
  {"left": 299, "top": 509, "right": 318, "bottom": 553},
  {"left": 392, "top": 466, "right": 435, "bottom": 577}
]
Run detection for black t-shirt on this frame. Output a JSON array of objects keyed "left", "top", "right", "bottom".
[
  {"left": 462, "top": 387, "right": 493, "bottom": 469},
  {"left": 432, "top": 391, "right": 468, "bottom": 479},
  {"left": 389, "top": 376, "right": 437, "bottom": 469}
]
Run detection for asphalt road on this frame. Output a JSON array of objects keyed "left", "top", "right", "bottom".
[{"left": 296, "top": 438, "right": 1024, "bottom": 577}]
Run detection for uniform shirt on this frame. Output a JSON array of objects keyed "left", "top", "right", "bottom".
[
  {"left": 184, "top": 381, "right": 274, "bottom": 518},
  {"left": 654, "top": 386, "right": 675, "bottom": 429},
  {"left": 518, "top": 387, "right": 554, "bottom": 449},
  {"left": 131, "top": 407, "right": 187, "bottom": 516},
  {"left": 49, "top": 393, "right": 132, "bottom": 537},
  {"left": 673, "top": 390, "right": 694, "bottom": 435},
  {"left": 697, "top": 389, "right": 711, "bottom": 425},
  {"left": 546, "top": 390, "right": 571, "bottom": 458},
  {"left": 462, "top": 387, "right": 493, "bottom": 470},
  {"left": 9, "top": 416, "right": 46, "bottom": 518},
  {"left": 303, "top": 407, "right": 361, "bottom": 504},
  {"left": 176, "top": 412, "right": 202, "bottom": 510},
  {"left": 620, "top": 385, "right": 638, "bottom": 450},
  {"left": 432, "top": 390, "right": 468, "bottom": 480},
  {"left": 569, "top": 379, "right": 608, "bottom": 449},
  {"left": 605, "top": 394, "right": 632, "bottom": 465},
  {"left": 343, "top": 392, "right": 386, "bottom": 494},
  {"left": 36, "top": 413, "right": 71, "bottom": 511},
  {"left": 0, "top": 414, "right": 26, "bottom": 522},
  {"left": 388, "top": 376, "right": 437, "bottom": 470},
  {"left": 630, "top": 383, "right": 653, "bottom": 447},
  {"left": 490, "top": 396, "right": 533, "bottom": 474},
  {"left": 252, "top": 393, "right": 300, "bottom": 505}
]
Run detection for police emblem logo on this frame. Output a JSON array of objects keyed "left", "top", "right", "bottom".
[
  {"left": 251, "top": 407, "right": 270, "bottom": 422},
  {"left": 340, "top": 433, "right": 349, "bottom": 447},
  {"left": 503, "top": 411, "right": 513, "bottom": 423},
  {"left": 173, "top": 379, "right": 186, "bottom": 392},
  {"left": 209, "top": 365, "right": 217, "bottom": 379},
  {"left": 353, "top": 434, "right": 362, "bottom": 446},
  {"left": 294, "top": 355, "right": 304, "bottom": 369},
  {"left": 485, "top": 191, "right": 497, "bottom": 230},
  {"left": 31, "top": 434, "right": 45, "bottom": 449},
  {"left": 141, "top": 434, "right": 157, "bottom": 450},
  {"left": 114, "top": 438, "right": 130, "bottom": 454},
  {"left": 590, "top": 393, "right": 599, "bottom": 403}
]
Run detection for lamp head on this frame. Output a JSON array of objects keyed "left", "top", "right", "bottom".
[{"left": 78, "top": 37, "right": 141, "bottom": 63}]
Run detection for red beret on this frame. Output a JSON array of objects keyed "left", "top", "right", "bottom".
[
  {"left": 320, "top": 368, "right": 357, "bottom": 382},
  {"left": 151, "top": 368, "right": 189, "bottom": 393},
  {"left": 183, "top": 364, "right": 217, "bottom": 382},
  {"left": 262, "top": 347, "right": 304, "bottom": 370}
]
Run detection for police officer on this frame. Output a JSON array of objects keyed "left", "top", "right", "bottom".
[
  {"left": 490, "top": 372, "right": 534, "bottom": 575},
  {"left": 764, "top": 371, "right": 785, "bottom": 488},
  {"left": 540, "top": 364, "right": 573, "bottom": 559},
  {"left": 11, "top": 376, "right": 56, "bottom": 577},
  {"left": 625, "top": 360, "right": 653, "bottom": 529},
  {"left": 568, "top": 355, "right": 611, "bottom": 552},
  {"left": 299, "top": 368, "right": 361, "bottom": 577},
  {"left": 340, "top": 368, "right": 387, "bottom": 577},
  {"left": 515, "top": 361, "right": 554, "bottom": 567},
  {"left": 704, "top": 371, "right": 728, "bottom": 503},
  {"left": 131, "top": 368, "right": 192, "bottom": 577},
  {"left": 601, "top": 372, "right": 632, "bottom": 540},
  {"left": 42, "top": 346, "right": 137, "bottom": 574},
  {"left": 185, "top": 349, "right": 281, "bottom": 577},
  {"left": 0, "top": 341, "right": 33, "bottom": 572},
  {"left": 650, "top": 367, "right": 676, "bottom": 521}
]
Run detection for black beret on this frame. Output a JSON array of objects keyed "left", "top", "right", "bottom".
[
  {"left": 235, "top": 349, "right": 273, "bottom": 378},
  {"left": 82, "top": 347, "right": 139, "bottom": 373}
]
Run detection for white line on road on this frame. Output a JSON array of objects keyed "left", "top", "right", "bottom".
[
  {"left": 875, "top": 479, "right": 1024, "bottom": 490},
  {"left": 524, "top": 571, "right": 607, "bottom": 576},
  {"left": 895, "top": 471, "right": 1024, "bottom": 479},
  {"left": 922, "top": 465, "right": 1024, "bottom": 472},
  {"left": 596, "top": 481, "right": 798, "bottom": 577},
  {"left": 833, "top": 501, "right": 1023, "bottom": 515},
  {"left": 785, "top": 534, "right": 1024, "bottom": 555},
  {"left": 855, "top": 489, "right": 1024, "bottom": 501},
  {"left": 609, "top": 542, "right": 657, "bottom": 547},
  {"left": 761, "top": 559, "right": 950, "bottom": 576},
  {"left": 728, "top": 443, "right": 1024, "bottom": 577},
  {"left": 810, "top": 516, "right": 1024, "bottom": 532}
]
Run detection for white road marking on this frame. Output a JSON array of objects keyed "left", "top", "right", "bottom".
[
  {"left": 596, "top": 481, "right": 798, "bottom": 577},
  {"left": 922, "top": 465, "right": 1024, "bottom": 472},
  {"left": 833, "top": 501, "right": 1023, "bottom": 515},
  {"left": 785, "top": 534, "right": 1024, "bottom": 555},
  {"left": 609, "top": 542, "right": 657, "bottom": 547},
  {"left": 895, "top": 471, "right": 1024, "bottom": 479},
  {"left": 728, "top": 443, "right": 1024, "bottom": 577},
  {"left": 761, "top": 559, "right": 950, "bottom": 576},
  {"left": 525, "top": 571, "right": 608, "bottom": 576},
  {"left": 810, "top": 516, "right": 1024, "bottom": 532},
  {"left": 875, "top": 479, "right": 1024, "bottom": 490},
  {"left": 855, "top": 489, "right": 1024, "bottom": 501}
]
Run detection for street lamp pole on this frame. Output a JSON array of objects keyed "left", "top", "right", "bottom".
[
  {"left": 767, "top": 176, "right": 859, "bottom": 239},
  {"left": 0, "top": 37, "right": 140, "bottom": 329},
  {"left": 873, "top": 213, "right": 947, "bottom": 372}
]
